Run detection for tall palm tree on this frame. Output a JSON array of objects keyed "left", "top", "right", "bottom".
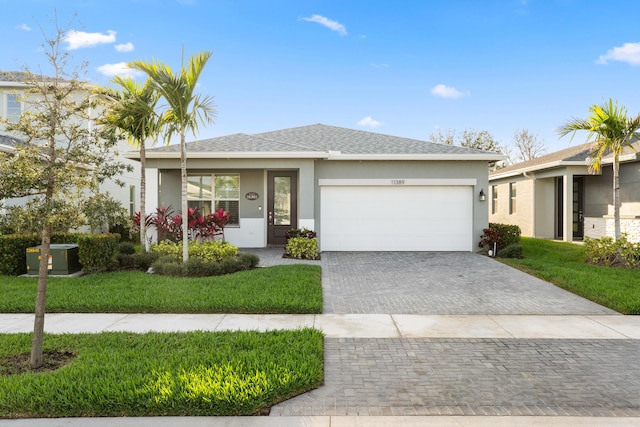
[
  {"left": 130, "top": 51, "right": 216, "bottom": 261},
  {"left": 101, "top": 76, "right": 162, "bottom": 252},
  {"left": 559, "top": 99, "right": 640, "bottom": 240}
]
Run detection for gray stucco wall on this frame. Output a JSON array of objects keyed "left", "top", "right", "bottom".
[
  {"left": 314, "top": 160, "right": 490, "bottom": 251},
  {"left": 585, "top": 162, "right": 640, "bottom": 217}
]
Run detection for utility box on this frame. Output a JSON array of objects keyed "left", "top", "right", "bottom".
[{"left": 26, "top": 244, "right": 81, "bottom": 276}]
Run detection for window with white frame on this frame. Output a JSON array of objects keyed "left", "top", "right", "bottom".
[
  {"left": 214, "top": 174, "right": 240, "bottom": 226},
  {"left": 187, "top": 174, "right": 240, "bottom": 226},
  {"left": 509, "top": 182, "right": 516, "bottom": 214},
  {"left": 6, "top": 93, "right": 21, "bottom": 123},
  {"left": 187, "top": 175, "right": 213, "bottom": 216},
  {"left": 491, "top": 185, "right": 498, "bottom": 214}
]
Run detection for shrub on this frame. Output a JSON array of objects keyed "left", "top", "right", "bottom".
[
  {"left": 497, "top": 244, "right": 523, "bottom": 259},
  {"left": 151, "top": 240, "right": 239, "bottom": 263},
  {"left": 150, "top": 253, "right": 260, "bottom": 277},
  {"left": 286, "top": 227, "right": 317, "bottom": 241},
  {"left": 584, "top": 234, "right": 640, "bottom": 268},
  {"left": 480, "top": 223, "right": 521, "bottom": 253},
  {"left": 190, "top": 241, "right": 239, "bottom": 263},
  {"left": 0, "top": 234, "right": 41, "bottom": 275},
  {"left": 117, "top": 242, "right": 136, "bottom": 255},
  {"left": 76, "top": 234, "right": 120, "bottom": 274},
  {"left": 285, "top": 237, "right": 320, "bottom": 260},
  {"left": 131, "top": 251, "right": 160, "bottom": 270}
]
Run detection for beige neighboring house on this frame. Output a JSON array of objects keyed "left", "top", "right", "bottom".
[
  {"left": 0, "top": 71, "right": 140, "bottom": 217},
  {"left": 489, "top": 140, "right": 640, "bottom": 242}
]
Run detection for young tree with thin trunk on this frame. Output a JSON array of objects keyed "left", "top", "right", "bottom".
[
  {"left": 130, "top": 51, "right": 216, "bottom": 261},
  {"left": 0, "top": 23, "right": 128, "bottom": 369},
  {"left": 559, "top": 99, "right": 640, "bottom": 241}
]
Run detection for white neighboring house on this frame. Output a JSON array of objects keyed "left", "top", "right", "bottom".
[{"left": 0, "top": 71, "right": 140, "bottom": 222}]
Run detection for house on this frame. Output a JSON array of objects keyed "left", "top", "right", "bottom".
[
  {"left": 134, "top": 124, "right": 503, "bottom": 251},
  {"left": 0, "top": 71, "right": 140, "bottom": 217},
  {"left": 489, "top": 140, "right": 640, "bottom": 242}
]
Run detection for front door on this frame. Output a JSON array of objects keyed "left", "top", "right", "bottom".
[
  {"left": 267, "top": 171, "right": 297, "bottom": 246},
  {"left": 573, "top": 176, "right": 584, "bottom": 240}
]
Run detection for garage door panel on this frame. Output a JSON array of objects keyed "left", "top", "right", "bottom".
[{"left": 321, "top": 186, "right": 472, "bottom": 251}]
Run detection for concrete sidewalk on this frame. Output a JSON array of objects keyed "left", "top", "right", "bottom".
[
  {"left": 2, "top": 312, "right": 640, "bottom": 339},
  {"left": 2, "top": 415, "right": 640, "bottom": 426}
]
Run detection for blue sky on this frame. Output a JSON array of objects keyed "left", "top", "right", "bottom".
[{"left": 2, "top": 0, "right": 640, "bottom": 153}]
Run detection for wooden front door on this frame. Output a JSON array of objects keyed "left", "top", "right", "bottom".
[{"left": 267, "top": 171, "right": 297, "bottom": 246}]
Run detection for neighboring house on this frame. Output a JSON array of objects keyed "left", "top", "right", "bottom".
[
  {"left": 489, "top": 140, "right": 640, "bottom": 242},
  {"left": 0, "top": 71, "right": 140, "bottom": 218},
  {"left": 133, "top": 124, "right": 503, "bottom": 251}
]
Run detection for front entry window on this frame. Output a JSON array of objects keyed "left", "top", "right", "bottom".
[
  {"left": 187, "top": 175, "right": 212, "bottom": 215},
  {"left": 273, "top": 176, "right": 291, "bottom": 226},
  {"left": 215, "top": 174, "right": 240, "bottom": 226}
]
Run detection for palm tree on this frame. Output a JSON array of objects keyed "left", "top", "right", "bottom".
[
  {"left": 101, "top": 76, "right": 162, "bottom": 252},
  {"left": 559, "top": 99, "right": 640, "bottom": 240},
  {"left": 130, "top": 51, "right": 216, "bottom": 261}
]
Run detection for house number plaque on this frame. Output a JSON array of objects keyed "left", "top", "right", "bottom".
[
  {"left": 245, "top": 192, "right": 259, "bottom": 200},
  {"left": 391, "top": 179, "right": 405, "bottom": 185}
]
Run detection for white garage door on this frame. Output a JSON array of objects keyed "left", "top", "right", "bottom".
[{"left": 320, "top": 185, "right": 473, "bottom": 251}]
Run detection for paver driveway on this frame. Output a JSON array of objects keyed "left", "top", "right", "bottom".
[
  {"left": 319, "top": 251, "right": 616, "bottom": 315},
  {"left": 254, "top": 249, "right": 640, "bottom": 417}
]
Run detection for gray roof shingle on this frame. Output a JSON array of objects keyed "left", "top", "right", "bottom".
[{"left": 147, "top": 124, "right": 502, "bottom": 157}]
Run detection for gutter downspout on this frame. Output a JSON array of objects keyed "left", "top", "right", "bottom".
[{"left": 523, "top": 171, "right": 536, "bottom": 237}]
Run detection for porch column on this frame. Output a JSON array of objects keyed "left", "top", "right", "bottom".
[{"left": 563, "top": 171, "right": 573, "bottom": 242}]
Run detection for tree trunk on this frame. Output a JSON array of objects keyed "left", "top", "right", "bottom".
[
  {"left": 30, "top": 223, "right": 51, "bottom": 369},
  {"left": 613, "top": 156, "right": 621, "bottom": 241},
  {"left": 140, "top": 142, "right": 147, "bottom": 252},
  {"left": 181, "top": 131, "right": 189, "bottom": 262}
]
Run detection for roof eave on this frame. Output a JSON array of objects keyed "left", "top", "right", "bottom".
[
  {"left": 490, "top": 160, "right": 588, "bottom": 180},
  {"left": 325, "top": 153, "right": 507, "bottom": 161},
  {"left": 126, "top": 151, "right": 330, "bottom": 160}
]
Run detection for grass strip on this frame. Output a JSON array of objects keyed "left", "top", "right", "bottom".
[
  {"left": 0, "top": 265, "right": 322, "bottom": 314},
  {"left": 499, "top": 237, "right": 640, "bottom": 314},
  {"left": 0, "top": 329, "right": 324, "bottom": 417}
]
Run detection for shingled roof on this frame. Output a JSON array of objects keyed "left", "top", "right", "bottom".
[
  {"left": 490, "top": 138, "right": 640, "bottom": 180},
  {"left": 143, "top": 124, "right": 504, "bottom": 161}
]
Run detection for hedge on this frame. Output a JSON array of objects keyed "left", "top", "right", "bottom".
[{"left": 0, "top": 233, "right": 120, "bottom": 276}]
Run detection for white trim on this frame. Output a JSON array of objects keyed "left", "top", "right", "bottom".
[
  {"left": 326, "top": 153, "right": 504, "bottom": 161},
  {"left": 489, "top": 161, "right": 587, "bottom": 180},
  {"left": 318, "top": 178, "right": 477, "bottom": 186},
  {"left": 127, "top": 151, "right": 504, "bottom": 162}
]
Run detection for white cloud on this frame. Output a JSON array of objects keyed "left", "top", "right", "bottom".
[
  {"left": 370, "top": 63, "right": 390, "bottom": 68},
  {"left": 431, "top": 84, "right": 468, "bottom": 99},
  {"left": 357, "top": 116, "right": 383, "bottom": 129},
  {"left": 16, "top": 23, "right": 31, "bottom": 31},
  {"left": 64, "top": 30, "right": 117, "bottom": 50},
  {"left": 97, "top": 62, "right": 143, "bottom": 78},
  {"left": 302, "top": 14, "right": 347, "bottom": 36},
  {"left": 115, "top": 42, "right": 135, "bottom": 52},
  {"left": 596, "top": 42, "right": 640, "bottom": 65}
]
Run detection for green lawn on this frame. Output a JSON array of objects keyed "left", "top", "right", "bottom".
[
  {"left": 0, "top": 265, "right": 322, "bottom": 314},
  {"left": 0, "top": 330, "right": 324, "bottom": 417},
  {"left": 499, "top": 237, "right": 640, "bottom": 314}
]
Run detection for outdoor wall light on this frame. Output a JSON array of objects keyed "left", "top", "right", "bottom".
[{"left": 479, "top": 189, "right": 486, "bottom": 201}]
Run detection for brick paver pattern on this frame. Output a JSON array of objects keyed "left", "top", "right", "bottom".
[{"left": 272, "top": 338, "right": 640, "bottom": 416}]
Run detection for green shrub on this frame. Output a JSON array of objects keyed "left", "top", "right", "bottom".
[
  {"left": 117, "top": 242, "right": 136, "bottom": 255},
  {"left": 151, "top": 240, "right": 183, "bottom": 260},
  {"left": 151, "top": 253, "right": 260, "bottom": 277},
  {"left": 0, "top": 234, "right": 41, "bottom": 275},
  {"left": 480, "top": 223, "right": 521, "bottom": 253},
  {"left": 584, "top": 234, "right": 640, "bottom": 268},
  {"left": 190, "top": 241, "right": 239, "bottom": 263},
  {"left": 497, "top": 244, "right": 523, "bottom": 259},
  {"left": 285, "top": 237, "right": 320, "bottom": 260},
  {"left": 285, "top": 227, "right": 317, "bottom": 241},
  {"left": 76, "top": 234, "right": 120, "bottom": 274},
  {"left": 131, "top": 251, "right": 160, "bottom": 270}
]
